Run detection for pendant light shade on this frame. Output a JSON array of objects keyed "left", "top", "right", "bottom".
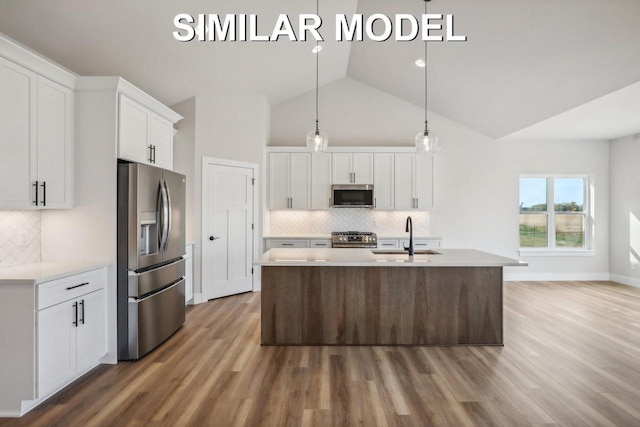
[
  {"left": 307, "top": 0, "right": 328, "bottom": 153},
  {"left": 415, "top": 0, "right": 439, "bottom": 153}
]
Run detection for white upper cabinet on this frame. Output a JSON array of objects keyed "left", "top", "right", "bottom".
[
  {"left": 311, "top": 152, "right": 331, "bottom": 210},
  {"left": 332, "top": 153, "right": 373, "bottom": 184},
  {"left": 268, "top": 152, "right": 311, "bottom": 210},
  {"left": 373, "top": 153, "right": 394, "bottom": 210},
  {"left": 118, "top": 94, "right": 173, "bottom": 170},
  {"left": 395, "top": 153, "right": 434, "bottom": 210},
  {"left": 36, "top": 76, "right": 74, "bottom": 208},
  {"left": 0, "top": 55, "right": 73, "bottom": 209}
]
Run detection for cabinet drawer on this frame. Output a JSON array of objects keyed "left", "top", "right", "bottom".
[
  {"left": 400, "top": 239, "right": 441, "bottom": 249},
  {"left": 310, "top": 239, "right": 331, "bottom": 248},
  {"left": 265, "top": 239, "right": 310, "bottom": 250},
  {"left": 377, "top": 240, "right": 399, "bottom": 249},
  {"left": 37, "top": 269, "right": 104, "bottom": 310}
]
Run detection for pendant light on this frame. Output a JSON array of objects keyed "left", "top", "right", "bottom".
[
  {"left": 415, "top": 0, "right": 439, "bottom": 153},
  {"left": 306, "top": 0, "right": 328, "bottom": 153}
]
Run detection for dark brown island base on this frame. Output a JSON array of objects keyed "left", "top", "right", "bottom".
[{"left": 256, "top": 248, "right": 526, "bottom": 346}]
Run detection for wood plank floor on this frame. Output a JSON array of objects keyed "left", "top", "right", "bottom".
[{"left": 2, "top": 280, "right": 640, "bottom": 426}]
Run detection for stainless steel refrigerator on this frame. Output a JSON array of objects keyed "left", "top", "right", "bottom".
[{"left": 117, "top": 162, "right": 186, "bottom": 360}]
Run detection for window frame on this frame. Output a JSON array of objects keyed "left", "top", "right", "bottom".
[{"left": 518, "top": 174, "right": 594, "bottom": 257}]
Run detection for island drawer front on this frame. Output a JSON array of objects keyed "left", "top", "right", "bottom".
[
  {"left": 37, "top": 269, "right": 104, "bottom": 310},
  {"left": 377, "top": 239, "right": 399, "bottom": 249},
  {"left": 266, "top": 239, "right": 310, "bottom": 250},
  {"left": 400, "top": 239, "right": 441, "bottom": 249},
  {"left": 310, "top": 239, "right": 331, "bottom": 248}
]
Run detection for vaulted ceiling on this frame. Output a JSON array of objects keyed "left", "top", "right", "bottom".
[{"left": 1, "top": 0, "right": 639, "bottom": 139}]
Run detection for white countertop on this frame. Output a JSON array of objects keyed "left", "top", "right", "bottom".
[
  {"left": 0, "top": 260, "right": 110, "bottom": 285},
  {"left": 255, "top": 248, "right": 526, "bottom": 267},
  {"left": 263, "top": 235, "right": 442, "bottom": 240}
]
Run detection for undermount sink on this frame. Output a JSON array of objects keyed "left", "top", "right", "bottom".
[{"left": 371, "top": 250, "right": 441, "bottom": 255}]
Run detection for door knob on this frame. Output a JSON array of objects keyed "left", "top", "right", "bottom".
[{"left": 209, "top": 236, "right": 220, "bottom": 241}]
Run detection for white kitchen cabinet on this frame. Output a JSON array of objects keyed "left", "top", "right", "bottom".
[
  {"left": 311, "top": 152, "right": 331, "bottom": 210},
  {"left": 377, "top": 239, "right": 400, "bottom": 249},
  {"left": 265, "top": 239, "right": 310, "bottom": 250},
  {"left": 118, "top": 94, "right": 173, "bottom": 170},
  {"left": 37, "top": 270, "right": 106, "bottom": 399},
  {"left": 310, "top": 239, "right": 331, "bottom": 248},
  {"left": 373, "top": 153, "right": 394, "bottom": 210},
  {"left": 185, "top": 244, "right": 194, "bottom": 304},
  {"left": 395, "top": 153, "right": 433, "bottom": 210},
  {"left": 0, "top": 57, "right": 73, "bottom": 209},
  {"left": 332, "top": 153, "right": 373, "bottom": 184},
  {"left": 268, "top": 153, "right": 311, "bottom": 210},
  {"left": 399, "top": 239, "right": 441, "bottom": 249}
]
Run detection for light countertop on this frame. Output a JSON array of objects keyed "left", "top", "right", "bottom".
[
  {"left": 263, "top": 235, "right": 442, "bottom": 240},
  {"left": 0, "top": 260, "right": 110, "bottom": 285},
  {"left": 255, "top": 248, "right": 525, "bottom": 267}
]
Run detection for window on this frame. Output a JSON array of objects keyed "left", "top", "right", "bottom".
[{"left": 519, "top": 175, "right": 591, "bottom": 253}]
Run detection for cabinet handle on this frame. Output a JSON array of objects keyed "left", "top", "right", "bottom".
[
  {"left": 281, "top": 243, "right": 294, "bottom": 246},
  {"left": 382, "top": 243, "right": 394, "bottom": 246},
  {"left": 152, "top": 145, "right": 156, "bottom": 163},
  {"left": 148, "top": 145, "right": 152, "bottom": 162},
  {"left": 73, "top": 302, "right": 78, "bottom": 327},
  {"left": 416, "top": 198, "right": 419, "bottom": 209},
  {"left": 374, "top": 198, "right": 377, "bottom": 209},
  {"left": 40, "top": 181, "right": 46, "bottom": 206},
  {"left": 79, "top": 300, "right": 85, "bottom": 325},
  {"left": 33, "top": 181, "right": 39, "bottom": 205},
  {"left": 66, "top": 282, "right": 89, "bottom": 291}
]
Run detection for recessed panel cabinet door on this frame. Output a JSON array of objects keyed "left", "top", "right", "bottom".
[
  {"left": 37, "top": 76, "right": 73, "bottom": 208},
  {"left": 0, "top": 57, "right": 37, "bottom": 208},
  {"left": 374, "top": 153, "right": 394, "bottom": 210},
  {"left": 118, "top": 95, "right": 149, "bottom": 164},
  {"left": 149, "top": 113, "right": 173, "bottom": 169},
  {"left": 268, "top": 153, "right": 290, "bottom": 209},
  {"left": 76, "top": 290, "right": 106, "bottom": 374},
  {"left": 415, "top": 153, "right": 433, "bottom": 209},
  {"left": 331, "top": 153, "right": 352, "bottom": 184},
  {"left": 352, "top": 153, "right": 373, "bottom": 184},
  {"left": 394, "top": 153, "right": 415, "bottom": 210},
  {"left": 311, "top": 152, "right": 331, "bottom": 210},
  {"left": 290, "top": 153, "right": 311, "bottom": 210},
  {"left": 37, "top": 301, "right": 76, "bottom": 398}
]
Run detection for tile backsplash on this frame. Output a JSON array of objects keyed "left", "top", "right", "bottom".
[
  {"left": 267, "top": 209, "right": 430, "bottom": 236},
  {"left": 0, "top": 211, "right": 41, "bottom": 268}
]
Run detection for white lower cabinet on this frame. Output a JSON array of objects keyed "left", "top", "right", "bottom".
[
  {"left": 377, "top": 239, "right": 400, "bottom": 249},
  {"left": 378, "top": 238, "right": 442, "bottom": 249},
  {"left": 265, "top": 239, "right": 310, "bottom": 250},
  {"left": 37, "top": 273, "right": 106, "bottom": 399},
  {"left": 310, "top": 239, "right": 331, "bottom": 248},
  {"left": 36, "top": 269, "right": 107, "bottom": 399}
]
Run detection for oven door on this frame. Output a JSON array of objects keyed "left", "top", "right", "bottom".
[{"left": 331, "top": 185, "right": 374, "bottom": 208}]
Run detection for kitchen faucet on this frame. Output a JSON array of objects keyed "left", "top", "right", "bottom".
[{"left": 404, "top": 216, "right": 414, "bottom": 256}]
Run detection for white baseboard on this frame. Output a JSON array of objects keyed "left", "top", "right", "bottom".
[
  {"left": 504, "top": 272, "right": 610, "bottom": 282},
  {"left": 609, "top": 274, "right": 640, "bottom": 289},
  {"left": 192, "top": 293, "right": 205, "bottom": 304}
]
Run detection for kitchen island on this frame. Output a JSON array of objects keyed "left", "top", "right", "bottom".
[{"left": 255, "top": 248, "right": 525, "bottom": 346}]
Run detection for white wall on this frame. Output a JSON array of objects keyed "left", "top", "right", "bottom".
[
  {"left": 171, "top": 97, "right": 196, "bottom": 245},
  {"left": 270, "top": 78, "right": 611, "bottom": 280},
  {"left": 609, "top": 135, "right": 640, "bottom": 288},
  {"left": 191, "top": 94, "right": 270, "bottom": 298}
]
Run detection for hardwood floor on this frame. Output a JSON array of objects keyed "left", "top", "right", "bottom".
[{"left": 2, "top": 280, "right": 640, "bottom": 426}]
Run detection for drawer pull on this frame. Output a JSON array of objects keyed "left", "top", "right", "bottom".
[
  {"left": 73, "top": 302, "right": 78, "bottom": 327},
  {"left": 79, "top": 300, "right": 85, "bottom": 325},
  {"left": 66, "top": 282, "right": 90, "bottom": 291},
  {"left": 382, "top": 243, "right": 394, "bottom": 246},
  {"left": 281, "top": 243, "right": 294, "bottom": 246}
]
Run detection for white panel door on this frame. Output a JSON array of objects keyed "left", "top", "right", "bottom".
[
  {"left": 394, "top": 153, "right": 415, "bottom": 210},
  {"left": 76, "top": 290, "right": 106, "bottom": 374},
  {"left": 268, "top": 153, "right": 290, "bottom": 209},
  {"left": 37, "top": 301, "right": 76, "bottom": 398},
  {"left": 148, "top": 113, "right": 173, "bottom": 169},
  {"left": 204, "top": 163, "right": 254, "bottom": 300},
  {"left": 36, "top": 76, "right": 73, "bottom": 208},
  {"left": 373, "top": 153, "right": 394, "bottom": 210},
  {"left": 415, "top": 153, "right": 434, "bottom": 209},
  {"left": 331, "top": 153, "right": 352, "bottom": 184},
  {"left": 311, "top": 152, "right": 331, "bottom": 210},
  {"left": 352, "top": 153, "right": 374, "bottom": 184},
  {"left": 118, "top": 95, "right": 149, "bottom": 164},
  {"left": 290, "top": 153, "right": 311, "bottom": 209},
  {"left": 0, "top": 57, "right": 36, "bottom": 208}
]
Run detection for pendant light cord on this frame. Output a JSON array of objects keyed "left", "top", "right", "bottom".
[
  {"left": 315, "top": 0, "right": 320, "bottom": 133},
  {"left": 424, "top": 0, "right": 429, "bottom": 132}
]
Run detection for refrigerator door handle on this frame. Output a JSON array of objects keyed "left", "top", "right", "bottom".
[
  {"left": 157, "top": 181, "right": 169, "bottom": 252},
  {"left": 163, "top": 179, "right": 172, "bottom": 252}
]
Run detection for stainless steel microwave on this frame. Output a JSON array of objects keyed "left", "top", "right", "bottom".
[{"left": 331, "top": 185, "right": 374, "bottom": 208}]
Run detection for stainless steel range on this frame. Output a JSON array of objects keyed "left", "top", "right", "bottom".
[{"left": 331, "top": 231, "right": 377, "bottom": 248}]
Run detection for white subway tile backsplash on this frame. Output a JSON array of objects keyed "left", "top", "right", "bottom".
[
  {"left": 268, "top": 209, "right": 430, "bottom": 236},
  {"left": 0, "top": 211, "right": 41, "bottom": 268}
]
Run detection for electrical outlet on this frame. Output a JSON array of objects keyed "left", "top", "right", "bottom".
[{"left": 18, "top": 230, "right": 28, "bottom": 247}]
